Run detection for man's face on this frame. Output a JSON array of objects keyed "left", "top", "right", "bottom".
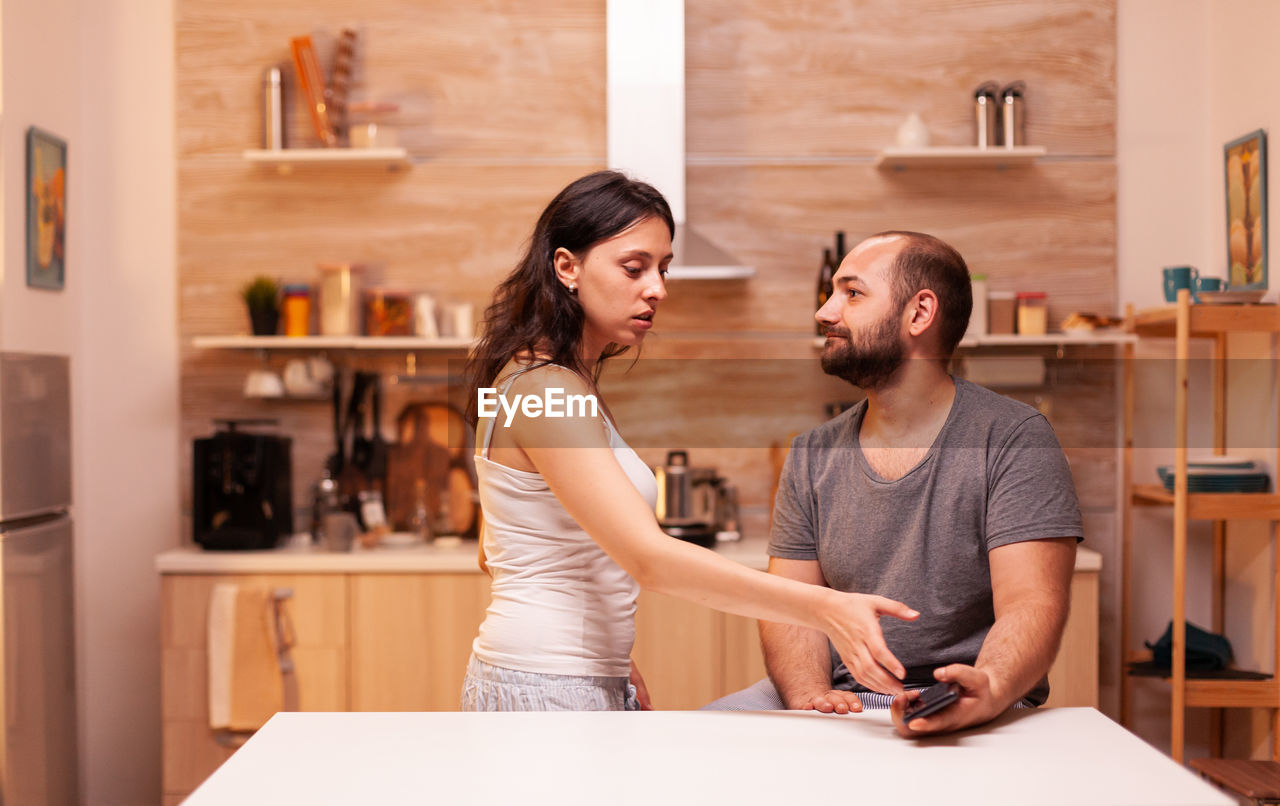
[{"left": 816, "top": 236, "right": 907, "bottom": 390}]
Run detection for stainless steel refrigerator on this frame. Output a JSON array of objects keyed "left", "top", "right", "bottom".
[{"left": 0, "top": 353, "right": 77, "bottom": 805}]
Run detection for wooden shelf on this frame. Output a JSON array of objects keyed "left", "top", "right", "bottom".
[
  {"left": 192, "top": 336, "right": 474, "bottom": 351},
  {"left": 242, "top": 148, "right": 411, "bottom": 172},
  {"left": 1129, "top": 671, "right": 1279, "bottom": 708},
  {"left": 811, "top": 331, "right": 1134, "bottom": 350},
  {"left": 1189, "top": 758, "right": 1280, "bottom": 801},
  {"left": 1132, "top": 303, "right": 1280, "bottom": 338},
  {"left": 1186, "top": 678, "right": 1279, "bottom": 708},
  {"left": 1131, "top": 484, "right": 1280, "bottom": 520},
  {"left": 875, "top": 145, "right": 1046, "bottom": 170},
  {"left": 665, "top": 266, "right": 755, "bottom": 280}
]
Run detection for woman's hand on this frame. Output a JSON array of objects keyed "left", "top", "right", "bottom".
[
  {"left": 630, "top": 658, "right": 653, "bottom": 710},
  {"left": 820, "top": 590, "right": 919, "bottom": 695}
]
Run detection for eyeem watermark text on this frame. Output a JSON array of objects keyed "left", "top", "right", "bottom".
[{"left": 477, "top": 387, "right": 600, "bottom": 426}]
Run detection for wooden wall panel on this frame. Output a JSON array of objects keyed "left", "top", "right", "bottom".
[
  {"left": 177, "top": 0, "right": 605, "bottom": 158},
  {"left": 178, "top": 162, "right": 604, "bottom": 340},
  {"left": 673, "top": 162, "right": 1116, "bottom": 334},
  {"left": 687, "top": 0, "right": 1115, "bottom": 157}
]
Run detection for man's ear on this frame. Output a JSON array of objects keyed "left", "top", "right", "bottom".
[
  {"left": 906, "top": 289, "right": 940, "bottom": 338},
  {"left": 553, "top": 247, "right": 580, "bottom": 291}
]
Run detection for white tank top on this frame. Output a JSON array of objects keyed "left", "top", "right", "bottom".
[{"left": 471, "top": 366, "right": 658, "bottom": 677}]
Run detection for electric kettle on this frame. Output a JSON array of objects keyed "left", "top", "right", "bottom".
[{"left": 653, "top": 450, "right": 721, "bottom": 547}]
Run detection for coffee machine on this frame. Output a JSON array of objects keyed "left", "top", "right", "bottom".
[{"left": 193, "top": 419, "right": 293, "bottom": 550}]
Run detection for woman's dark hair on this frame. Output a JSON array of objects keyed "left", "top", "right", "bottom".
[{"left": 464, "top": 170, "right": 674, "bottom": 423}]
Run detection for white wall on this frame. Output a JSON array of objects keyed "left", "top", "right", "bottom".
[
  {"left": 4, "top": 0, "right": 177, "bottom": 803},
  {"left": 1, "top": 0, "right": 79, "bottom": 355},
  {"left": 74, "top": 2, "right": 177, "bottom": 801},
  {"left": 1117, "top": 0, "right": 1213, "bottom": 310}
]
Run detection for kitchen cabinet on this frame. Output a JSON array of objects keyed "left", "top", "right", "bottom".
[
  {"left": 1046, "top": 565, "right": 1100, "bottom": 709},
  {"left": 631, "top": 592, "right": 756, "bottom": 709},
  {"left": 160, "top": 573, "right": 347, "bottom": 801},
  {"left": 348, "top": 573, "right": 490, "bottom": 711}
]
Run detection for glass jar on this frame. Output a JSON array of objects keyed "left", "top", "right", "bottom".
[
  {"left": 282, "top": 284, "right": 312, "bottom": 337},
  {"left": 988, "top": 291, "right": 1016, "bottom": 335},
  {"left": 1016, "top": 291, "right": 1048, "bottom": 335},
  {"left": 318, "top": 263, "right": 360, "bottom": 336},
  {"left": 364, "top": 288, "right": 415, "bottom": 336},
  {"left": 966, "top": 274, "right": 988, "bottom": 339}
]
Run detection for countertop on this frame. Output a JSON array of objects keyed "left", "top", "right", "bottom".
[
  {"left": 156, "top": 536, "right": 1102, "bottom": 575},
  {"left": 182, "top": 708, "right": 1225, "bottom": 806}
]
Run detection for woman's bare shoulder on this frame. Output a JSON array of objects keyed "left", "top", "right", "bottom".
[{"left": 495, "top": 360, "right": 593, "bottom": 397}]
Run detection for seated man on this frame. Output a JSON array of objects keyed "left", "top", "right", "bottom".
[{"left": 706, "top": 230, "right": 1082, "bottom": 736}]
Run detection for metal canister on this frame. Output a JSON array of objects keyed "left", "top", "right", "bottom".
[
  {"left": 1000, "top": 81, "right": 1026, "bottom": 147},
  {"left": 262, "top": 65, "right": 286, "bottom": 150},
  {"left": 974, "top": 81, "right": 1000, "bottom": 149}
]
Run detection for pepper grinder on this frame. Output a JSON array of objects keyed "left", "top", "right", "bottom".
[
  {"left": 1000, "top": 81, "right": 1026, "bottom": 148},
  {"left": 973, "top": 81, "right": 1000, "bottom": 149},
  {"left": 262, "top": 65, "right": 286, "bottom": 150}
]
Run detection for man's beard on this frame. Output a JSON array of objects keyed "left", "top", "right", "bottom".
[{"left": 820, "top": 309, "right": 905, "bottom": 390}]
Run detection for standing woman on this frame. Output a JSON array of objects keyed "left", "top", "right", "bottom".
[{"left": 462, "top": 171, "right": 916, "bottom": 711}]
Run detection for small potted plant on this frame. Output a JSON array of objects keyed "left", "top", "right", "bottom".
[{"left": 241, "top": 276, "right": 281, "bottom": 336}]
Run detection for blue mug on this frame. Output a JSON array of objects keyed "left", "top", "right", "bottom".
[
  {"left": 1163, "top": 266, "right": 1200, "bottom": 303},
  {"left": 1196, "top": 276, "right": 1224, "bottom": 295}
]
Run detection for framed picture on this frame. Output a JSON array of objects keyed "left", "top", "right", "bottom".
[
  {"left": 26, "top": 127, "right": 67, "bottom": 291},
  {"left": 1224, "top": 128, "right": 1267, "bottom": 290}
]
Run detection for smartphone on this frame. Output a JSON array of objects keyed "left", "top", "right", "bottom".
[{"left": 901, "top": 681, "right": 959, "bottom": 724}]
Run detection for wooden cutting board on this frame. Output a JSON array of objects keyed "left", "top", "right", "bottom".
[{"left": 385, "top": 402, "right": 478, "bottom": 536}]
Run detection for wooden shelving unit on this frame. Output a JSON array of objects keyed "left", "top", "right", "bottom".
[{"left": 1120, "top": 290, "right": 1280, "bottom": 763}]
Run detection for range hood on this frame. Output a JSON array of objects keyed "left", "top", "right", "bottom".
[{"left": 606, "top": 0, "right": 755, "bottom": 280}]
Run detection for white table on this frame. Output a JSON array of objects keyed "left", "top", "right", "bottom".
[{"left": 185, "top": 708, "right": 1230, "bottom": 805}]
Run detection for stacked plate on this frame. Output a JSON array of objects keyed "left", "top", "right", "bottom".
[
  {"left": 1157, "top": 457, "right": 1270, "bottom": 493},
  {"left": 1198, "top": 289, "right": 1266, "bottom": 305}
]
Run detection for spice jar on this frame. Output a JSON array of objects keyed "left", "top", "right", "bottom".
[
  {"left": 282, "top": 284, "right": 312, "bottom": 337},
  {"left": 1016, "top": 292, "right": 1048, "bottom": 335},
  {"left": 988, "top": 291, "right": 1016, "bottom": 335}
]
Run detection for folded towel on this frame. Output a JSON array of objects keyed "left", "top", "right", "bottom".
[{"left": 207, "top": 584, "right": 283, "bottom": 732}]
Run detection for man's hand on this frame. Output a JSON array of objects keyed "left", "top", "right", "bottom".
[
  {"left": 629, "top": 658, "right": 653, "bottom": 711},
  {"left": 789, "top": 689, "right": 864, "bottom": 714},
  {"left": 890, "top": 664, "right": 1003, "bottom": 737},
  {"left": 822, "top": 591, "right": 919, "bottom": 695}
]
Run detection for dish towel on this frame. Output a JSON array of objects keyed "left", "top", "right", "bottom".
[{"left": 208, "top": 584, "right": 285, "bottom": 733}]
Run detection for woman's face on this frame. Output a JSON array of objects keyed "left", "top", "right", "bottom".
[{"left": 558, "top": 215, "right": 673, "bottom": 359}]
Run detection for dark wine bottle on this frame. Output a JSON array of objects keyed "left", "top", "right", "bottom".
[
  {"left": 815, "top": 247, "right": 836, "bottom": 335},
  {"left": 834, "top": 230, "right": 847, "bottom": 262}
]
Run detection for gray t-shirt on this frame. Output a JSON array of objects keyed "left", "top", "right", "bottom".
[{"left": 769, "top": 378, "right": 1083, "bottom": 706}]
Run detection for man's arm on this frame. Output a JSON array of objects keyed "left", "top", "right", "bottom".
[
  {"left": 976, "top": 536, "right": 1077, "bottom": 706},
  {"left": 761, "top": 558, "right": 869, "bottom": 713},
  {"left": 891, "top": 536, "right": 1076, "bottom": 735}
]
